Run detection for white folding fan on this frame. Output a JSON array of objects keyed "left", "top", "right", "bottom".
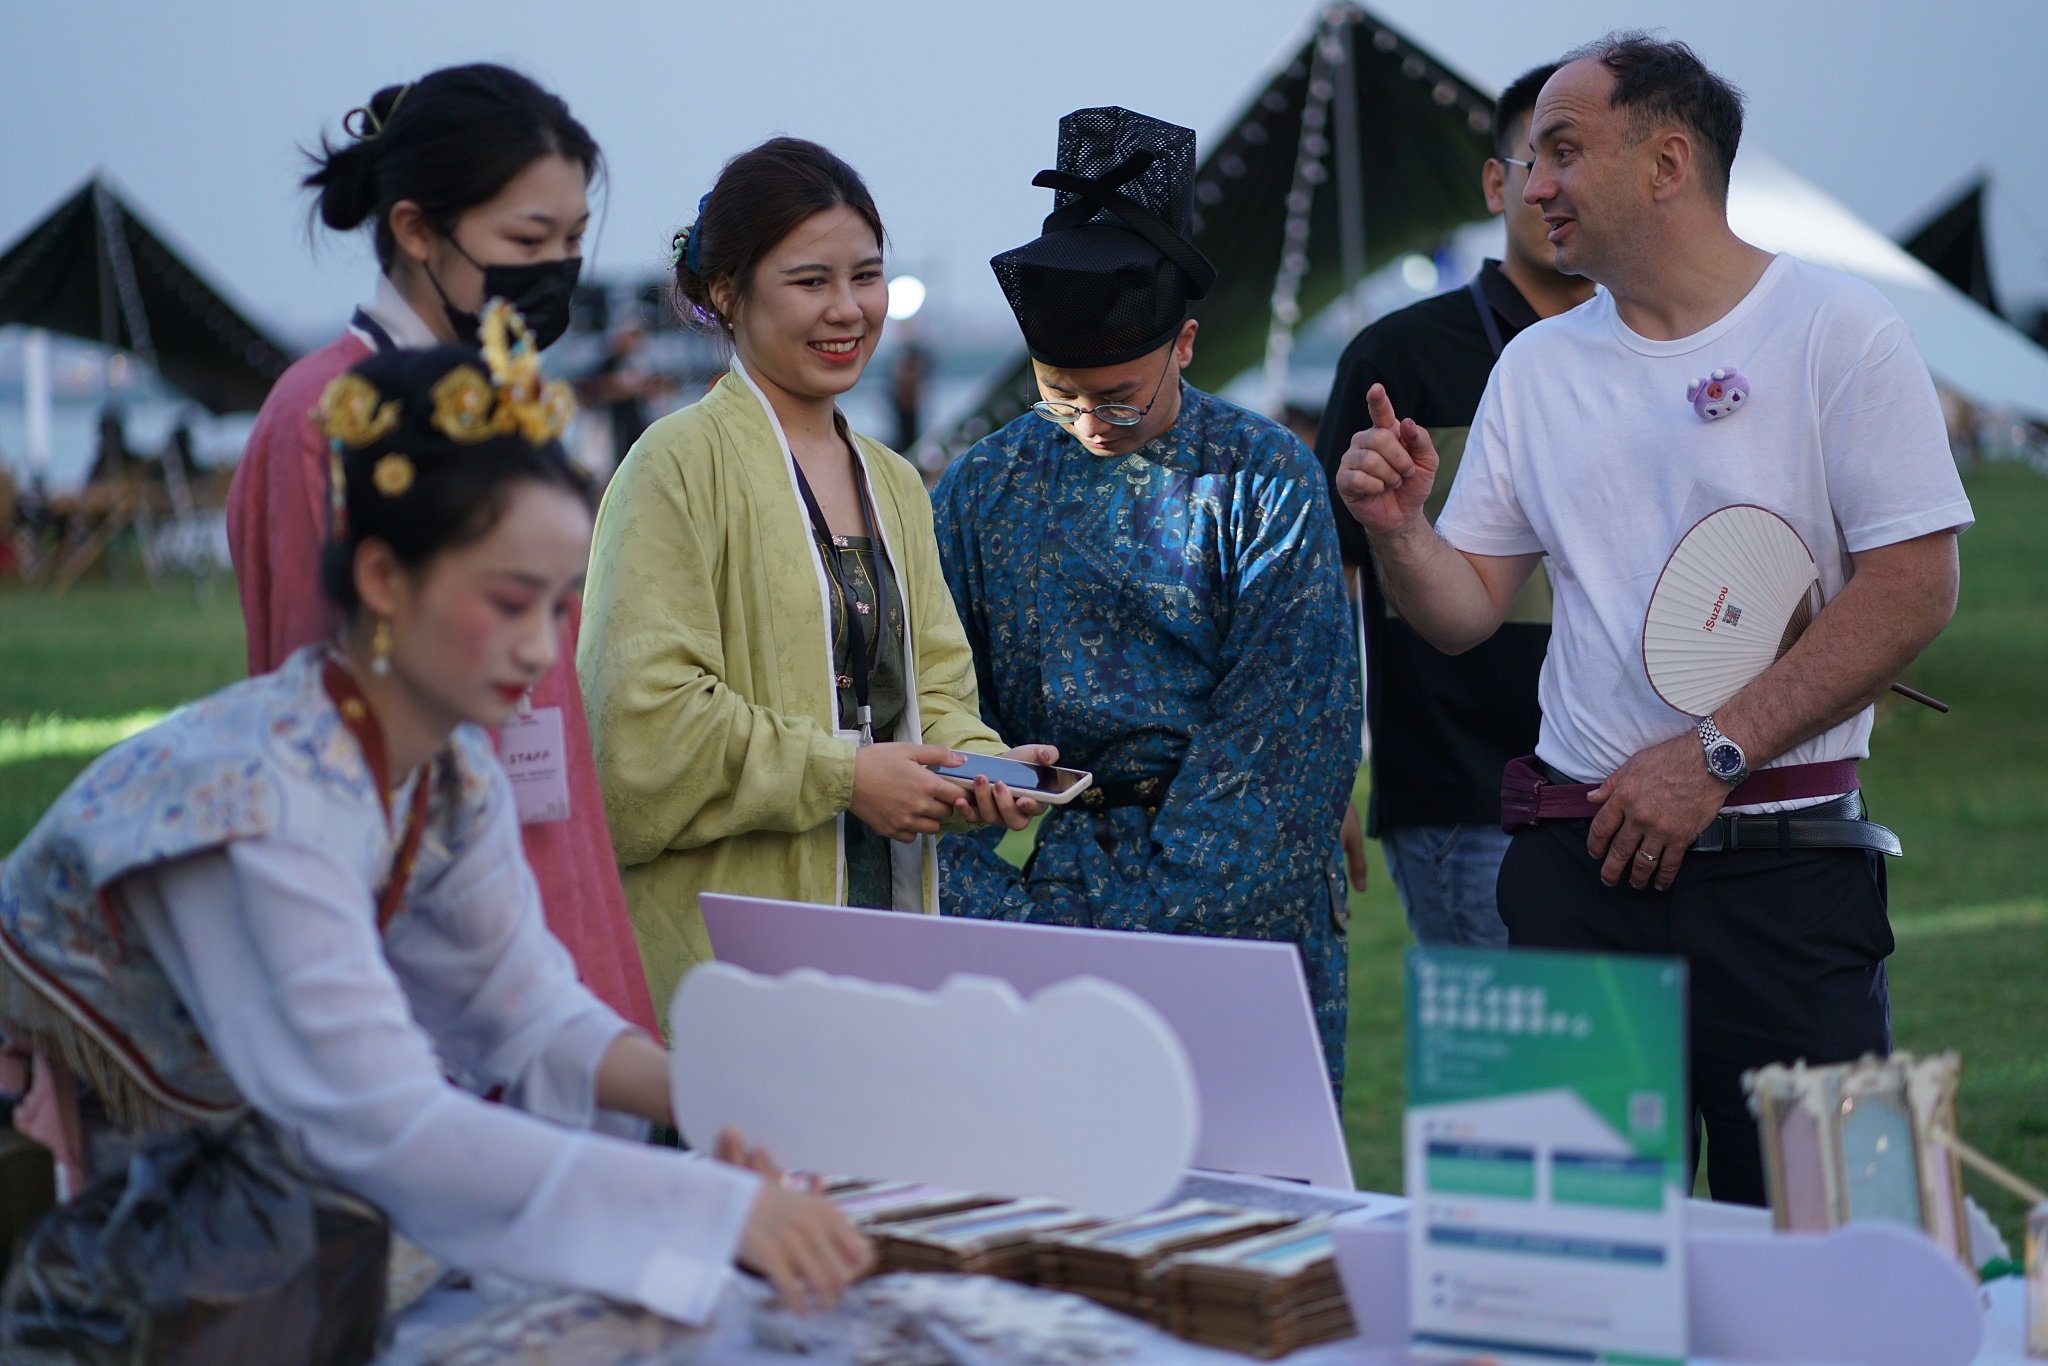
[{"left": 1644, "top": 505, "right": 1945, "bottom": 717}]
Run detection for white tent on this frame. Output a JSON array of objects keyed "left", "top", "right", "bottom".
[{"left": 1729, "top": 149, "right": 2048, "bottom": 423}]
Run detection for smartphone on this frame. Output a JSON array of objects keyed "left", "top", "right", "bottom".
[{"left": 932, "top": 752, "right": 1095, "bottom": 805}]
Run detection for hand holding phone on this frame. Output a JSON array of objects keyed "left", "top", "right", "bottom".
[
  {"left": 851, "top": 744, "right": 974, "bottom": 840},
  {"left": 931, "top": 749, "right": 1094, "bottom": 808}
]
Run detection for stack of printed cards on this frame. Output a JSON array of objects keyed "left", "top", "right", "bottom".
[
  {"left": 871, "top": 1199, "right": 1100, "bottom": 1281},
  {"left": 827, "top": 1180, "right": 1001, "bottom": 1229},
  {"left": 1034, "top": 1201, "right": 1298, "bottom": 1317},
  {"left": 1151, "top": 1217, "right": 1354, "bottom": 1358}
]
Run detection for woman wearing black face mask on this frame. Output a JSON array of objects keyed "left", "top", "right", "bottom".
[{"left": 227, "top": 64, "right": 661, "bottom": 1039}]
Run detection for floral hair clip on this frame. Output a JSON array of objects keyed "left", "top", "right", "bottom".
[
  {"left": 316, "top": 373, "right": 400, "bottom": 449},
  {"left": 313, "top": 374, "right": 412, "bottom": 508},
  {"left": 672, "top": 191, "right": 713, "bottom": 274},
  {"left": 312, "top": 301, "right": 574, "bottom": 515}
]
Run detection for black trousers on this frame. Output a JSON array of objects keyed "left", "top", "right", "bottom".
[{"left": 1496, "top": 819, "right": 1894, "bottom": 1206}]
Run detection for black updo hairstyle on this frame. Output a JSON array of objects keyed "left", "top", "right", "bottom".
[
  {"left": 304, "top": 63, "right": 600, "bottom": 268},
  {"left": 317, "top": 344, "right": 595, "bottom": 616},
  {"left": 672, "top": 138, "right": 886, "bottom": 334}
]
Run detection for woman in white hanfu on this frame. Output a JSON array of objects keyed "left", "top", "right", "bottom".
[{"left": 0, "top": 304, "right": 871, "bottom": 1320}]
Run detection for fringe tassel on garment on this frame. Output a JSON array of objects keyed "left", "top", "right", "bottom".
[{"left": 0, "top": 944, "right": 242, "bottom": 1137}]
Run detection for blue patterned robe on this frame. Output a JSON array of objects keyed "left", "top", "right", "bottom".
[{"left": 933, "top": 384, "right": 1361, "bottom": 1089}]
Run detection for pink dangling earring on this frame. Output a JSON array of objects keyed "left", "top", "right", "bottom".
[{"left": 370, "top": 619, "right": 393, "bottom": 677}]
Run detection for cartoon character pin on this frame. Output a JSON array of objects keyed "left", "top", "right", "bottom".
[{"left": 1688, "top": 367, "right": 1750, "bottom": 421}]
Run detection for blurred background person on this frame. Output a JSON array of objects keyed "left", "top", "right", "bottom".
[
  {"left": 87, "top": 407, "right": 132, "bottom": 485},
  {"left": 226, "top": 64, "right": 656, "bottom": 1035},
  {"left": 888, "top": 328, "right": 929, "bottom": 454},
  {"left": 1314, "top": 62, "right": 1594, "bottom": 946},
  {"left": 582, "top": 317, "right": 673, "bottom": 483}
]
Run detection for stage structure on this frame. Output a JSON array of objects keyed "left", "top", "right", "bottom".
[{"left": 924, "top": 2, "right": 1495, "bottom": 468}]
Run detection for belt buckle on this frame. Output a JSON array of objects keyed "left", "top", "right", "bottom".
[{"left": 1691, "top": 816, "right": 1730, "bottom": 853}]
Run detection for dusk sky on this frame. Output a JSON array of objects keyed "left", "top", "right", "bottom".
[{"left": 4, "top": 0, "right": 2044, "bottom": 345}]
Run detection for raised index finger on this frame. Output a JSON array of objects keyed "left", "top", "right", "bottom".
[{"left": 1365, "top": 382, "right": 1401, "bottom": 432}]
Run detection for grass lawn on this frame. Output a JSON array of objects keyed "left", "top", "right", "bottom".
[
  {"left": 1, "top": 463, "right": 2044, "bottom": 1240},
  {"left": 0, "top": 581, "right": 247, "bottom": 848}
]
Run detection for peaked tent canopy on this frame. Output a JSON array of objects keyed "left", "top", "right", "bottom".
[
  {"left": 930, "top": 6, "right": 2048, "bottom": 465},
  {"left": 0, "top": 177, "right": 295, "bottom": 414},
  {"left": 1898, "top": 176, "right": 2000, "bottom": 319},
  {"left": 928, "top": 2, "right": 1495, "bottom": 467},
  {"left": 1728, "top": 152, "right": 2048, "bottom": 422}
]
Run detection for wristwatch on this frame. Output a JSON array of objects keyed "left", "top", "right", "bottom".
[{"left": 1698, "top": 716, "right": 1750, "bottom": 787}]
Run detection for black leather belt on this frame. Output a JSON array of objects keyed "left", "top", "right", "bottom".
[
  {"left": 1687, "top": 790, "right": 1902, "bottom": 857},
  {"left": 1075, "top": 774, "right": 1172, "bottom": 815}
]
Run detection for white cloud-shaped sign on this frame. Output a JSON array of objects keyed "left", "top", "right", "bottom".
[{"left": 669, "top": 966, "right": 1198, "bottom": 1218}]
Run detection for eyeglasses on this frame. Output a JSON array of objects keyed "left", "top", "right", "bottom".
[
  {"left": 1497, "top": 156, "right": 1534, "bottom": 173},
  {"left": 1032, "top": 352, "right": 1175, "bottom": 428}
]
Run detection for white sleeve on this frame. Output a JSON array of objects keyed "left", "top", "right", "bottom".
[
  {"left": 1819, "top": 316, "right": 1975, "bottom": 552},
  {"left": 379, "top": 782, "right": 630, "bottom": 1130},
  {"left": 1435, "top": 372, "right": 1546, "bottom": 557},
  {"left": 119, "top": 841, "right": 760, "bottom": 1323}
]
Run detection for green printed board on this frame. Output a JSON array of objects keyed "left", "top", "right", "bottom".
[{"left": 1406, "top": 946, "right": 1688, "bottom": 1364}]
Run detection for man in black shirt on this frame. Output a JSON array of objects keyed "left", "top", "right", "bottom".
[{"left": 1315, "top": 63, "right": 1594, "bottom": 944}]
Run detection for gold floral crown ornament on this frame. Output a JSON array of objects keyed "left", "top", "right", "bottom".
[
  {"left": 431, "top": 300, "right": 575, "bottom": 446},
  {"left": 314, "top": 371, "right": 407, "bottom": 522},
  {"left": 316, "top": 373, "right": 401, "bottom": 449},
  {"left": 313, "top": 368, "right": 413, "bottom": 507}
]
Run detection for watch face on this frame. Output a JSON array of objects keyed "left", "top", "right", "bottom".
[{"left": 1706, "top": 741, "right": 1745, "bottom": 780}]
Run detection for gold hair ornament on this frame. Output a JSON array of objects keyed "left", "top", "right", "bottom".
[
  {"left": 372, "top": 454, "right": 415, "bottom": 498},
  {"left": 328, "top": 451, "right": 348, "bottom": 535},
  {"left": 315, "top": 373, "right": 402, "bottom": 456},
  {"left": 429, "top": 300, "right": 575, "bottom": 446}
]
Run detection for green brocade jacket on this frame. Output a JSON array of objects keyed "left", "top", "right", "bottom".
[{"left": 578, "top": 362, "right": 1006, "bottom": 1021}]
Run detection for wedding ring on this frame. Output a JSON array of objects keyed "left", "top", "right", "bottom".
[{"left": 1636, "top": 848, "right": 1661, "bottom": 864}]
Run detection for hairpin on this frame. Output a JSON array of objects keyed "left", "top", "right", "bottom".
[
  {"left": 674, "top": 191, "right": 712, "bottom": 274},
  {"left": 341, "top": 82, "right": 414, "bottom": 142}
]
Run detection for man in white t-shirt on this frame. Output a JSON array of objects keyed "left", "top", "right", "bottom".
[{"left": 1334, "top": 33, "right": 1971, "bottom": 1204}]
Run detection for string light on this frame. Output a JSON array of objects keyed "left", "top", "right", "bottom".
[{"left": 1259, "top": 10, "right": 1345, "bottom": 418}]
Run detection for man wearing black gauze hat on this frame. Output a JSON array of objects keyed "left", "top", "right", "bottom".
[{"left": 932, "top": 107, "right": 1362, "bottom": 1090}]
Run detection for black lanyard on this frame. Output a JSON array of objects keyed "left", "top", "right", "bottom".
[{"left": 790, "top": 452, "right": 885, "bottom": 746}]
